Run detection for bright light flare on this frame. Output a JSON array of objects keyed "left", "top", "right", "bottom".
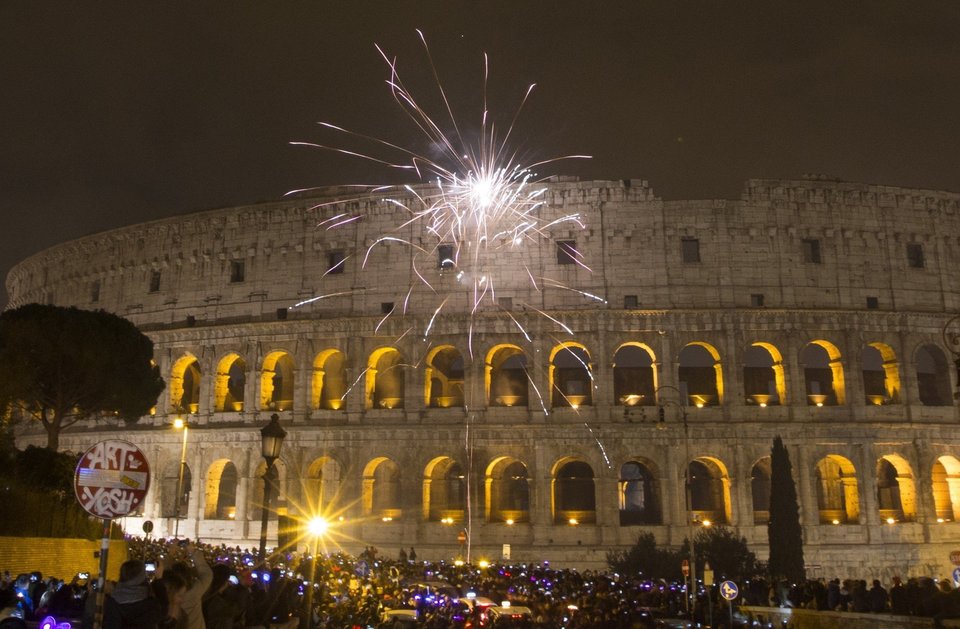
[{"left": 307, "top": 517, "right": 329, "bottom": 537}]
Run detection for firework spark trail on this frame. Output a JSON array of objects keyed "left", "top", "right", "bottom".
[{"left": 290, "top": 35, "right": 618, "bottom": 465}]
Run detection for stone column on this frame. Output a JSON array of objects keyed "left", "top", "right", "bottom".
[{"left": 857, "top": 444, "right": 878, "bottom": 526}]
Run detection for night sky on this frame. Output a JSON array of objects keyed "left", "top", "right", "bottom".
[{"left": 3, "top": 1, "right": 960, "bottom": 308}]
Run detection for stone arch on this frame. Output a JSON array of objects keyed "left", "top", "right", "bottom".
[
  {"left": 305, "top": 456, "right": 344, "bottom": 514},
  {"left": 801, "top": 341, "right": 846, "bottom": 406},
  {"left": 160, "top": 460, "right": 192, "bottom": 518},
  {"left": 422, "top": 456, "right": 466, "bottom": 522},
  {"left": 862, "top": 343, "right": 901, "bottom": 405},
  {"left": 751, "top": 457, "right": 772, "bottom": 524},
  {"left": 815, "top": 455, "right": 860, "bottom": 524},
  {"left": 549, "top": 343, "right": 593, "bottom": 408},
  {"left": 485, "top": 456, "right": 529, "bottom": 523},
  {"left": 313, "top": 349, "right": 347, "bottom": 410},
  {"left": 551, "top": 458, "right": 596, "bottom": 524},
  {"left": 678, "top": 342, "right": 723, "bottom": 406},
  {"left": 365, "top": 347, "right": 405, "bottom": 409},
  {"left": 743, "top": 343, "right": 785, "bottom": 406},
  {"left": 932, "top": 455, "right": 960, "bottom": 522},
  {"left": 260, "top": 351, "right": 295, "bottom": 411},
  {"left": 687, "top": 456, "right": 731, "bottom": 524},
  {"left": 876, "top": 454, "right": 916, "bottom": 522},
  {"left": 204, "top": 459, "right": 238, "bottom": 520},
  {"left": 424, "top": 346, "right": 465, "bottom": 408},
  {"left": 915, "top": 344, "right": 952, "bottom": 406},
  {"left": 250, "top": 458, "right": 288, "bottom": 521},
  {"left": 214, "top": 353, "right": 246, "bottom": 412},
  {"left": 486, "top": 344, "right": 528, "bottom": 408},
  {"left": 613, "top": 343, "right": 657, "bottom": 406},
  {"left": 362, "top": 457, "right": 402, "bottom": 519},
  {"left": 170, "top": 353, "right": 201, "bottom": 413},
  {"left": 619, "top": 458, "right": 661, "bottom": 525}
]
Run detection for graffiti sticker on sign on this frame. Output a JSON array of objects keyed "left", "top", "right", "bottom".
[{"left": 74, "top": 440, "right": 150, "bottom": 519}]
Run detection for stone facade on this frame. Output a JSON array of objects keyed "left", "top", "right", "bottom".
[{"left": 8, "top": 177, "right": 960, "bottom": 578}]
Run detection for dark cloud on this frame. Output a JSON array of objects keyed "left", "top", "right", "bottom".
[{"left": 3, "top": 1, "right": 960, "bottom": 306}]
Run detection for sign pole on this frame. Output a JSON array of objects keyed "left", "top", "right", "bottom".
[{"left": 93, "top": 518, "right": 111, "bottom": 629}]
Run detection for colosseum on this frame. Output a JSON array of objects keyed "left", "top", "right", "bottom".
[{"left": 7, "top": 176, "right": 960, "bottom": 578}]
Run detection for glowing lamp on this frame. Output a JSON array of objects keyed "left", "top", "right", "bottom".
[
  {"left": 938, "top": 518, "right": 946, "bottom": 523},
  {"left": 867, "top": 395, "right": 886, "bottom": 406},
  {"left": 381, "top": 516, "right": 393, "bottom": 522},
  {"left": 173, "top": 417, "right": 185, "bottom": 430},
  {"left": 751, "top": 394, "right": 771, "bottom": 407},
  {"left": 832, "top": 519, "right": 840, "bottom": 525},
  {"left": 568, "top": 518, "right": 578, "bottom": 526},
  {"left": 886, "top": 517, "right": 896, "bottom": 524},
  {"left": 260, "top": 414, "right": 287, "bottom": 465},
  {"left": 478, "top": 560, "right": 490, "bottom": 569},
  {"left": 308, "top": 517, "right": 329, "bottom": 537},
  {"left": 808, "top": 394, "right": 827, "bottom": 407},
  {"left": 505, "top": 519, "right": 515, "bottom": 526},
  {"left": 701, "top": 519, "right": 712, "bottom": 528},
  {"left": 454, "top": 559, "right": 465, "bottom": 567}
]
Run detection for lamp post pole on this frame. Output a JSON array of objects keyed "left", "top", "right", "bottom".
[
  {"left": 172, "top": 418, "right": 189, "bottom": 539},
  {"left": 304, "top": 517, "right": 328, "bottom": 629},
  {"left": 258, "top": 413, "right": 287, "bottom": 563},
  {"left": 656, "top": 385, "right": 696, "bottom": 622}
]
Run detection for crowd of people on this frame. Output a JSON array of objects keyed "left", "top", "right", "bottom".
[{"left": 3, "top": 536, "right": 960, "bottom": 628}]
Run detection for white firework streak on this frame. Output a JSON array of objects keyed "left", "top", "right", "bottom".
[{"left": 291, "top": 33, "right": 614, "bottom": 463}]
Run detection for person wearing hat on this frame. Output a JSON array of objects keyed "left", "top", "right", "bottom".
[{"left": 103, "top": 560, "right": 162, "bottom": 629}]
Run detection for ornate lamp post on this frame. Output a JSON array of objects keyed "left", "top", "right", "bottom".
[
  {"left": 304, "top": 517, "right": 329, "bottom": 629},
  {"left": 172, "top": 417, "right": 189, "bottom": 539},
  {"left": 258, "top": 413, "right": 287, "bottom": 562},
  {"left": 656, "top": 385, "right": 697, "bottom": 622}
]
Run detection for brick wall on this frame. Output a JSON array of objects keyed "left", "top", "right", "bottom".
[{"left": 0, "top": 537, "right": 128, "bottom": 580}]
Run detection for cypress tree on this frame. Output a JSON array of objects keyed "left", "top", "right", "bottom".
[{"left": 768, "top": 435, "right": 805, "bottom": 582}]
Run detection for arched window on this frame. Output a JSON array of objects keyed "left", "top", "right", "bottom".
[
  {"left": 171, "top": 355, "right": 201, "bottom": 413},
  {"left": 802, "top": 341, "right": 845, "bottom": 406},
  {"left": 214, "top": 354, "right": 246, "bottom": 412},
  {"left": 425, "top": 346, "right": 465, "bottom": 408},
  {"left": 261, "top": 351, "right": 295, "bottom": 411},
  {"left": 205, "top": 460, "right": 238, "bottom": 520},
  {"left": 743, "top": 344, "right": 784, "bottom": 406},
  {"left": 313, "top": 350, "right": 347, "bottom": 410},
  {"left": 815, "top": 455, "right": 859, "bottom": 524},
  {"left": 678, "top": 344, "right": 722, "bottom": 406},
  {"left": 366, "top": 348, "right": 405, "bottom": 409},
  {"left": 613, "top": 344, "right": 656, "bottom": 406},
  {"left": 486, "top": 345, "right": 528, "bottom": 408},
  {"left": 423, "top": 457, "right": 466, "bottom": 522},
  {"left": 876, "top": 455, "right": 916, "bottom": 522},
  {"left": 363, "top": 458, "right": 402, "bottom": 519},
  {"left": 553, "top": 460, "right": 596, "bottom": 523},
  {"left": 862, "top": 343, "right": 900, "bottom": 405},
  {"left": 161, "top": 461, "right": 192, "bottom": 518},
  {"left": 306, "top": 456, "right": 343, "bottom": 514},
  {"left": 751, "top": 458, "right": 771, "bottom": 524},
  {"left": 619, "top": 460, "right": 660, "bottom": 525},
  {"left": 485, "top": 457, "right": 529, "bottom": 523},
  {"left": 687, "top": 458, "right": 730, "bottom": 524},
  {"left": 250, "top": 459, "right": 287, "bottom": 522},
  {"left": 550, "top": 344, "right": 593, "bottom": 408},
  {"left": 932, "top": 456, "right": 960, "bottom": 522},
  {"left": 916, "top": 344, "right": 951, "bottom": 406}
]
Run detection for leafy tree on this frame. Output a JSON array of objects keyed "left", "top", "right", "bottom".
[
  {"left": 0, "top": 445, "right": 123, "bottom": 539},
  {"left": 691, "top": 526, "right": 761, "bottom": 581},
  {"left": 607, "top": 531, "right": 684, "bottom": 580},
  {"left": 767, "top": 435, "right": 805, "bottom": 582},
  {"left": 0, "top": 304, "right": 165, "bottom": 450}
]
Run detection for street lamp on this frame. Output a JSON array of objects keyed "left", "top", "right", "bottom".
[
  {"left": 655, "top": 385, "right": 697, "bottom": 622},
  {"left": 258, "top": 413, "right": 287, "bottom": 562},
  {"left": 304, "top": 516, "right": 328, "bottom": 629},
  {"left": 172, "top": 417, "right": 189, "bottom": 539}
]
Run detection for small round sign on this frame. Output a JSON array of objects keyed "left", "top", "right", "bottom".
[
  {"left": 950, "top": 550, "right": 960, "bottom": 566},
  {"left": 720, "top": 580, "right": 739, "bottom": 601},
  {"left": 74, "top": 439, "right": 151, "bottom": 519}
]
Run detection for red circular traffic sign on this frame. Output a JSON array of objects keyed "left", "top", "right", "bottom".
[{"left": 74, "top": 440, "right": 151, "bottom": 519}]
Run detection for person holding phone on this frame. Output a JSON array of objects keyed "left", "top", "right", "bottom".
[{"left": 166, "top": 542, "right": 212, "bottom": 629}]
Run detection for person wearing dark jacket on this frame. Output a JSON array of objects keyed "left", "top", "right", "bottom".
[
  {"left": 868, "top": 579, "right": 889, "bottom": 613},
  {"left": 103, "top": 560, "right": 163, "bottom": 629},
  {"left": 202, "top": 565, "right": 240, "bottom": 629}
]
